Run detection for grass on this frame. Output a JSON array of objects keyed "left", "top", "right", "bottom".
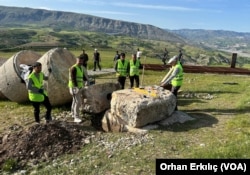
[{"left": 0, "top": 49, "right": 250, "bottom": 174}]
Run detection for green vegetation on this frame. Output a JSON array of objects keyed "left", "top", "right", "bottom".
[
  {"left": 1, "top": 27, "right": 250, "bottom": 67},
  {"left": 0, "top": 66, "right": 250, "bottom": 174},
  {"left": 2, "top": 159, "right": 18, "bottom": 173},
  {"left": 0, "top": 28, "right": 250, "bottom": 174}
]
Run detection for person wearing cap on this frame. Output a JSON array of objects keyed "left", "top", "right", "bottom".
[
  {"left": 128, "top": 53, "right": 143, "bottom": 88},
  {"left": 79, "top": 49, "right": 89, "bottom": 68},
  {"left": 160, "top": 55, "right": 183, "bottom": 111},
  {"left": 68, "top": 57, "right": 89, "bottom": 123},
  {"left": 93, "top": 48, "right": 101, "bottom": 71},
  {"left": 27, "top": 62, "right": 52, "bottom": 124},
  {"left": 114, "top": 52, "right": 129, "bottom": 89}
]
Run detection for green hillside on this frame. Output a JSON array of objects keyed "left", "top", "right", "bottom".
[{"left": 1, "top": 27, "right": 250, "bottom": 68}]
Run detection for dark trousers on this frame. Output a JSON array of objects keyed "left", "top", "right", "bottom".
[
  {"left": 93, "top": 61, "right": 101, "bottom": 71},
  {"left": 129, "top": 75, "right": 140, "bottom": 88},
  {"left": 118, "top": 76, "right": 126, "bottom": 89},
  {"left": 163, "top": 84, "right": 181, "bottom": 111},
  {"left": 32, "top": 95, "right": 52, "bottom": 123},
  {"left": 162, "top": 58, "right": 167, "bottom": 65},
  {"left": 171, "top": 85, "right": 181, "bottom": 111}
]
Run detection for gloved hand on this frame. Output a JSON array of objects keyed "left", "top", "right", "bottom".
[
  {"left": 85, "top": 81, "right": 89, "bottom": 86},
  {"left": 73, "top": 87, "right": 79, "bottom": 94},
  {"left": 38, "top": 89, "right": 44, "bottom": 94}
]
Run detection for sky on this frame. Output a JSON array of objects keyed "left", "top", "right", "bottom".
[{"left": 0, "top": 0, "right": 249, "bottom": 33}]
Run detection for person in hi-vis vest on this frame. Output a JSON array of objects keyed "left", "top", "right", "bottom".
[
  {"left": 114, "top": 52, "right": 129, "bottom": 89},
  {"left": 27, "top": 62, "right": 52, "bottom": 124},
  {"left": 160, "top": 55, "right": 183, "bottom": 111},
  {"left": 128, "top": 53, "right": 143, "bottom": 88},
  {"left": 68, "top": 57, "right": 89, "bottom": 123}
]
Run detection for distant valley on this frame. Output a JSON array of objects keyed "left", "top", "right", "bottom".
[
  {"left": 0, "top": 5, "right": 250, "bottom": 66},
  {"left": 171, "top": 29, "right": 250, "bottom": 58}
]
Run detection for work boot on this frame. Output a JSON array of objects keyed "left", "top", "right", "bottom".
[
  {"left": 46, "top": 117, "right": 52, "bottom": 124},
  {"left": 74, "top": 117, "right": 82, "bottom": 123},
  {"left": 45, "top": 115, "right": 52, "bottom": 123}
]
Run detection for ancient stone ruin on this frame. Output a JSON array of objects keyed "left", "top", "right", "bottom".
[
  {"left": 102, "top": 86, "right": 176, "bottom": 132},
  {"left": 0, "top": 50, "right": 41, "bottom": 102},
  {"left": 0, "top": 48, "right": 194, "bottom": 133},
  {"left": 0, "top": 48, "right": 76, "bottom": 105}
]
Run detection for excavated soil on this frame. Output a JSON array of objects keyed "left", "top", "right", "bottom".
[{"left": 0, "top": 115, "right": 103, "bottom": 170}]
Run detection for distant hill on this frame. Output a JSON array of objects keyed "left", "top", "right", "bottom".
[
  {"left": 0, "top": 5, "right": 185, "bottom": 43},
  {"left": 1, "top": 5, "right": 250, "bottom": 65},
  {"left": 170, "top": 29, "right": 250, "bottom": 57}
]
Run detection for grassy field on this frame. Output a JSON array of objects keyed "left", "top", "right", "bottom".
[{"left": 0, "top": 49, "right": 250, "bottom": 174}]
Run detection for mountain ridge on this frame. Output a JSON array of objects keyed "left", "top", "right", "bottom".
[
  {"left": 0, "top": 5, "right": 249, "bottom": 58},
  {"left": 0, "top": 5, "right": 185, "bottom": 43}
]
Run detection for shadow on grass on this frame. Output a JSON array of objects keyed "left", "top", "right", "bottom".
[
  {"left": 159, "top": 103, "right": 250, "bottom": 132},
  {"left": 158, "top": 112, "right": 219, "bottom": 132}
]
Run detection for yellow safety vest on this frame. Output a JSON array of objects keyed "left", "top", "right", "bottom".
[
  {"left": 171, "top": 62, "right": 183, "bottom": 87},
  {"left": 68, "top": 64, "right": 84, "bottom": 88},
  {"left": 129, "top": 60, "right": 140, "bottom": 76},
  {"left": 28, "top": 72, "right": 46, "bottom": 102},
  {"left": 116, "top": 60, "right": 129, "bottom": 77}
]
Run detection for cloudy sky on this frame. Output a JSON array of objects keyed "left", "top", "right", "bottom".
[{"left": 0, "top": 0, "right": 249, "bottom": 32}]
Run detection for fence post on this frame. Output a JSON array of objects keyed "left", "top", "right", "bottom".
[{"left": 231, "top": 53, "right": 237, "bottom": 68}]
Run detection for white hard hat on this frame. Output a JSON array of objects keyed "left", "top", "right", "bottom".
[
  {"left": 94, "top": 48, "right": 97, "bottom": 51},
  {"left": 168, "top": 55, "right": 178, "bottom": 64}
]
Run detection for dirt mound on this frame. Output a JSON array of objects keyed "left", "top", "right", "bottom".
[{"left": 0, "top": 120, "right": 96, "bottom": 169}]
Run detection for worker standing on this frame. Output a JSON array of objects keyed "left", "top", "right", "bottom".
[
  {"left": 68, "top": 57, "right": 89, "bottom": 123},
  {"left": 114, "top": 52, "right": 129, "bottom": 89},
  {"left": 136, "top": 48, "right": 142, "bottom": 60},
  {"left": 178, "top": 49, "right": 183, "bottom": 65},
  {"left": 128, "top": 53, "right": 143, "bottom": 88},
  {"left": 162, "top": 48, "right": 169, "bottom": 65},
  {"left": 79, "top": 49, "right": 89, "bottom": 68},
  {"left": 93, "top": 48, "right": 101, "bottom": 71},
  {"left": 27, "top": 62, "right": 52, "bottom": 124},
  {"left": 160, "top": 55, "right": 183, "bottom": 111}
]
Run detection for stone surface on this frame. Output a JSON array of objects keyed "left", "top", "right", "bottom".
[
  {"left": 82, "top": 82, "right": 121, "bottom": 114},
  {"left": 0, "top": 48, "right": 77, "bottom": 105},
  {"left": 107, "top": 85, "right": 176, "bottom": 128},
  {"left": 0, "top": 50, "right": 41, "bottom": 102},
  {"left": 40, "top": 47, "right": 76, "bottom": 106},
  {"left": 158, "top": 110, "right": 195, "bottom": 126}
]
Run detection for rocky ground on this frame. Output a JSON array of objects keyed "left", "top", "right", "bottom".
[
  {"left": 0, "top": 56, "right": 223, "bottom": 172},
  {"left": 0, "top": 113, "right": 104, "bottom": 171},
  {"left": 0, "top": 111, "right": 153, "bottom": 174}
]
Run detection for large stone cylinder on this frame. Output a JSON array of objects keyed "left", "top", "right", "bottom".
[
  {"left": 0, "top": 59, "right": 8, "bottom": 100},
  {"left": 38, "top": 47, "right": 76, "bottom": 106},
  {"left": 0, "top": 91, "right": 7, "bottom": 100},
  {"left": 0, "top": 50, "right": 41, "bottom": 102}
]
